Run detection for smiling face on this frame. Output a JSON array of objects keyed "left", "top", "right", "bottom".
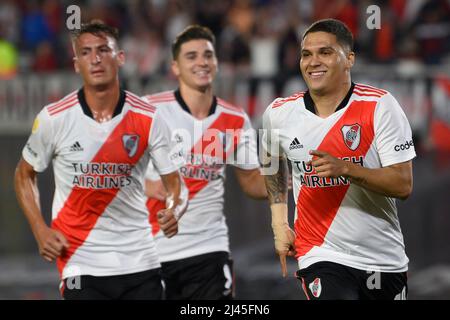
[
  {"left": 171, "top": 39, "right": 218, "bottom": 92},
  {"left": 72, "top": 32, "right": 125, "bottom": 89},
  {"left": 300, "top": 31, "right": 354, "bottom": 95}
]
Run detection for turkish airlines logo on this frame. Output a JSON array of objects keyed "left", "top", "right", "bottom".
[
  {"left": 341, "top": 124, "right": 361, "bottom": 151},
  {"left": 122, "top": 134, "right": 139, "bottom": 157}
]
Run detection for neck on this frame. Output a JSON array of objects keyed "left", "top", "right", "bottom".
[
  {"left": 179, "top": 83, "right": 213, "bottom": 120},
  {"left": 84, "top": 81, "right": 120, "bottom": 122},
  {"left": 310, "top": 80, "right": 351, "bottom": 118}
]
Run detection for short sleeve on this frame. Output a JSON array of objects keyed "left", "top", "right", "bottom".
[
  {"left": 374, "top": 93, "right": 416, "bottom": 167},
  {"left": 148, "top": 111, "right": 182, "bottom": 175},
  {"left": 22, "top": 109, "right": 55, "bottom": 172},
  {"left": 261, "top": 101, "right": 282, "bottom": 157},
  {"left": 145, "top": 160, "right": 161, "bottom": 181},
  {"left": 231, "top": 113, "right": 260, "bottom": 170}
]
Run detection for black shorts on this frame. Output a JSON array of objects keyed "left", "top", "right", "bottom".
[
  {"left": 296, "top": 261, "right": 407, "bottom": 300},
  {"left": 61, "top": 268, "right": 163, "bottom": 300},
  {"left": 161, "top": 251, "right": 234, "bottom": 300}
]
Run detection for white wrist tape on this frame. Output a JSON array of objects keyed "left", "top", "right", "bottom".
[
  {"left": 270, "top": 203, "right": 294, "bottom": 253},
  {"left": 270, "top": 203, "right": 288, "bottom": 227},
  {"left": 165, "top": 179, "right": 188, "bottom": 220}
]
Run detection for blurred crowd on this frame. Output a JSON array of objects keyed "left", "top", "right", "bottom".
[{"left": 0, "top": 0, "right": 449, "bottom": 80}]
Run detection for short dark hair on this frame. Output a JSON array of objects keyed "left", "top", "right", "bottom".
[
  {"left": 71, "top": 20, "right": 119, "bottom": 43},
  {"left": 302, "top": 19, "right": 353, "bottom": 52},
  {"left": 171, "top": 25, "right": 216, "bottom": 60}
]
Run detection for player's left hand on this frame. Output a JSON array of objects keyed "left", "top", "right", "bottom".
[
  {"left": 308, "top": 150, "right": 350, "bottom": 178},
  {"left": 157, "top": 208, "right": 178, "bottom": 238},
  {"left": 272, "top": 224, "right": 296, "bottom": 277}
]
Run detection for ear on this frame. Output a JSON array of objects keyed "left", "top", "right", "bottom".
[
  {"left": 73, "top": 57, "right": 80, "bottom": 74},
  {"left": 117, "top": 50, "right": 125, "bottom": 67},
  {"left": 171, "top": 60, "right": 180, "bottom": 77},
  {"left": 71, "top": 40, "right": 80, "bottom": 73},
  {"left": 347, "top": 51, "right": 355, "bottom": 68}
]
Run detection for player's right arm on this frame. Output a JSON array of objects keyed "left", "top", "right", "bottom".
[
  {"left": 263, "top": 155, "right": 296, "bottom": 277},
  {"left": 14, "top": 158, "right": 69, "bottom": 262},
  {"left": 15, "top": 109, "right": 69, "bottom": 262},
  {"left": 147, "top": 111, "right": 188, "bottom": 238},
  {"left": 157, "top": 171, "right": 188, "bottom": 237},
  {"left": 261, "top": 104, "right": 296, "bottom": 277}
]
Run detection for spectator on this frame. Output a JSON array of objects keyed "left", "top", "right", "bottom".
[
  {"left": 412, "top": 0, "right": 450, "bottom": 64},
  {"left": 21, "top": 0, "right": 53, "bottom": 51},
  {"left": 0, "top": 0, "right": 21, "bottom": 43},
  {"left": 121, "top": 22, "right": 165, "bottom": 82},
  {"left": 0, "top": 38, "right": 18, "bottom": 79},
  {"left": 32, "top": 41, "right": 57, "bottom": 73}
]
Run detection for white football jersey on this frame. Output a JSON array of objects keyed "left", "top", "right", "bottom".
[
  {"left": 262, "top": 83, "right": 416, "bottom": 272},
  {"left": 143, "top": 90, "right": 260, "bottom": 262},
  {"left": 22, "top": 89, "right": 178, "bottom": 279}
]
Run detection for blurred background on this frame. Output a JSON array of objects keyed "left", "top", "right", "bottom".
[{"left": 0, "top": 0, "right": 449, "bottom": 299}]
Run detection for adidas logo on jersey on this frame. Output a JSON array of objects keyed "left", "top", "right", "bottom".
[
  {"left": 289, "top": 137, "right": 303, "bottom": 150},
  {"left": 69, "top": 141, "right": 83, "bottom": 152}
]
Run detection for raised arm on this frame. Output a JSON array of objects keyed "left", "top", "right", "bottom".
[
  {"left": 345, "top": 160, "right": 412, "bottom": 200},
  {"left": 14, "top": 158, "right": 69, "bottom": 262},
  {"left": 309, "top": 150, "right": 413, "bottom": 200}
]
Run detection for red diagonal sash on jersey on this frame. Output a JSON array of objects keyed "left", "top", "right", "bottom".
[
  {"left": 184, "top": 113, "right": 244, "bottom": 199},
  {"left": 294, "top": 101, "right": 377, "bottom": 258},
  {"left": 52, "top": 111, "right": 152, "bottom": 277},
  {"left": 148, "top": 113, "right": 244, "bottom": 234},
  {"left": 147, "top": 197, "right": 164, "bottom": 235}
]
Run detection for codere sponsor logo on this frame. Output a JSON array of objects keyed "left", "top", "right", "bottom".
[
  {"left": 394, "top": 140, "right": 414, "bottom": 152},
  {"left": 26, "top": 143, "right": 38, "bottom": 157},
  {"left": 292, "top": 156, "right": 364, "bottom": 188}
]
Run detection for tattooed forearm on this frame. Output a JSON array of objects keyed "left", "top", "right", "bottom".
[{"left": 264, "top": 157, "right": 289, "bottom": 204}]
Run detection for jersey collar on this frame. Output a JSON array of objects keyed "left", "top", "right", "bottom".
[
  {"left": 304, "top": 82, "right": 355, "bottom": 115},
  {"left": 174, "top": 88, "right": 217, "bottom": 117},
  {"left": 78, "top": 87, "right": 126, "bottom": 119}
]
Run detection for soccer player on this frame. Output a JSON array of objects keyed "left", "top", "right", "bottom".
[
  {"left": 14, "top": 22, "right": 187, "bottom": 300},
  {"left": 261, "top": 19, "right": 415, "bottom": 300},
  {"left": 143, "top": 25, "right": 267, "bottom": 300}
]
